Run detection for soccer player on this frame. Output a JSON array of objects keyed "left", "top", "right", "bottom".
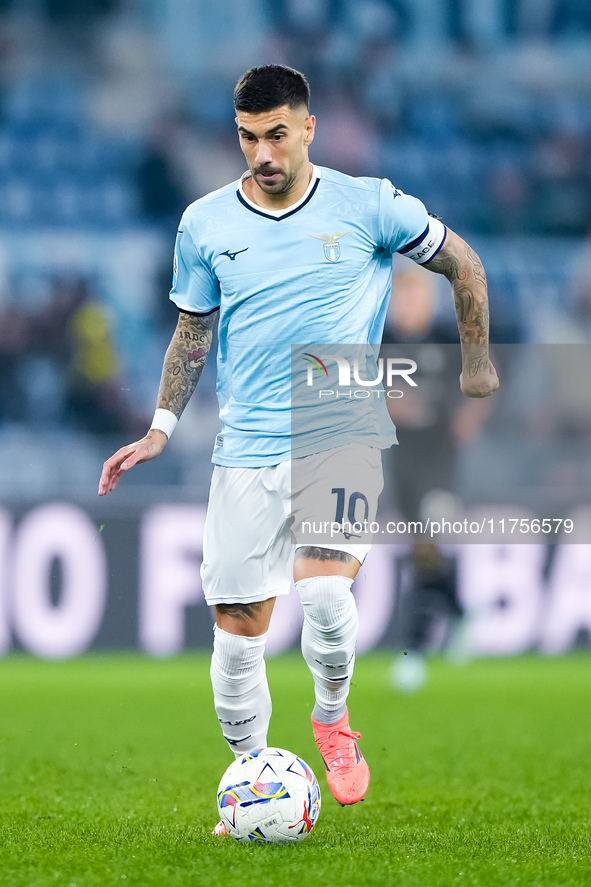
[{"left": 98, "top": 65, "right": 498, "bottom": 827}]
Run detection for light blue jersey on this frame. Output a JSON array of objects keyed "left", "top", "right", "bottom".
[{"left": 170, "top": 166, "right": 446, "bottom": 466}]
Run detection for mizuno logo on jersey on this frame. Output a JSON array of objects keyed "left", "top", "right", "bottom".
[
  {"left": 220, "top": 247, "right": 249, "bottom": 261},
  {"left": 310, "top": 231, "right": 349, "bottom": 263}
]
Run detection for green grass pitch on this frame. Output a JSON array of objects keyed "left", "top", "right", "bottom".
[{"left": 0, "top": 652, "right": 590, "bottom": 887}]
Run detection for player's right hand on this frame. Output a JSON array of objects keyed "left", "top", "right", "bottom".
[
  {"left": 98, "top": 430, "right": 168, "bottom": 496},
  {"left": 460, "top": 357, "right": 499, "bottom": 398}
]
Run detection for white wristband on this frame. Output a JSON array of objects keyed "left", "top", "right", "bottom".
[{"left": 150, "top": 408, "right": 178, "bottom": 440}]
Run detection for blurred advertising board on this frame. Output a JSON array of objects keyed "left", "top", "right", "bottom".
[{"left": 0, "top": 497, "right": 590, "bottom": 659}]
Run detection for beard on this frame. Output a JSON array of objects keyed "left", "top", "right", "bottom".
[{"left": 253, "top": 165, "right": 297, "bottom": 195}]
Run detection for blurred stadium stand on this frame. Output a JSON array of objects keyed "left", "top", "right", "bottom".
[
  {"left": 0, "top": 1, "right": 590, "bottom": 658},
  {"left": 0, "top": 0, "right": 590, "bottom": 495}
]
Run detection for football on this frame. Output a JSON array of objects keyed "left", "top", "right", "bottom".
[{"left": 216, "top": 747, "right": 321, "bottom": 843}]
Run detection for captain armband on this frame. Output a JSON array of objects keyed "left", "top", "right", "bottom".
[{"left": 398, "top": 217, "right": 447, "bottom": 265}]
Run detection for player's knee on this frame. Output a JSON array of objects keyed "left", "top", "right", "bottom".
[
  {"left": 294, "top": 546, "right": 361, "bottom": 581},
  {"left": 296, "top": 575, "right": 357, "bottom": 636},
  {"left": 214, "top": 599, "right": 275, "bottom": 637},
  {"left": 210, "top": 625, "right": 267, "bottom": 691}
]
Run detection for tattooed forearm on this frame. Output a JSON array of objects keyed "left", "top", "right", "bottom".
[
  {"left": 156, "top": 310, "right": 217, "bottom": 417},
  {"left": 425, "top": 229, "right": 498, "bottom": 396},
  {"left": 427, "top": 230, "right": 489, "bottom": 346},
  {"left": 295, "top": 547, "right": 356, "bottom": 564},
  {"left": 452, "top": 285, "right": 488, "bottom": 342}
]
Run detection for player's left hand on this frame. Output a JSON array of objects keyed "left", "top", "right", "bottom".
[{"left": 460, "top": 357, "right": 499, "bottom": 398}]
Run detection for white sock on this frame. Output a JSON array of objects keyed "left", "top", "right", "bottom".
[
  {"left": 296, "top": 576, "right": 358, "bottom": 722},
  {"left": 210, "top": 625, "right": 271, "bottom": 757}
]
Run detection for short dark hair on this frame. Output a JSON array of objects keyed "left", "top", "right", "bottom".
[{"left": 234, "top": 65, "right": 310, "bottom": 113}]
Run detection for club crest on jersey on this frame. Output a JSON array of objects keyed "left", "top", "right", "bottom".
[{"left": 310, "top": 231, "right": 349, "bottom": 263}]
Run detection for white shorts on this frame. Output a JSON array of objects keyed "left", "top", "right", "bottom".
[{"left": 201, "top": 445, "right": 383, "bottom": 606}]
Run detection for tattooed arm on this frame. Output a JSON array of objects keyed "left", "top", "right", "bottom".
[
  {"left": 155, "top": 309, "right": 216, "bottom": 417},
  {"left": 426, "top": 228, "right": 499, "bottom": 398},
  {"left": 98, "top": 310, "right": 216, "bottom": 496}
]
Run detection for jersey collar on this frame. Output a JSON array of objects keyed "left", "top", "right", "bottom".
[{"left": 237, "top": 165, "right": 321, "bottom": 221}]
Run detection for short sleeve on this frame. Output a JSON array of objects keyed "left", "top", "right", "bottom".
[
  {"left": 169, "top": 223, "right": 221, "bottom": 314},
  {"left": 377, "top": 179, "right": 447, "bottom": 265}
]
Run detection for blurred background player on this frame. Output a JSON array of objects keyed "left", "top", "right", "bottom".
[{"left": 383, "top": 264, "right": 493, "bottom": 690}]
